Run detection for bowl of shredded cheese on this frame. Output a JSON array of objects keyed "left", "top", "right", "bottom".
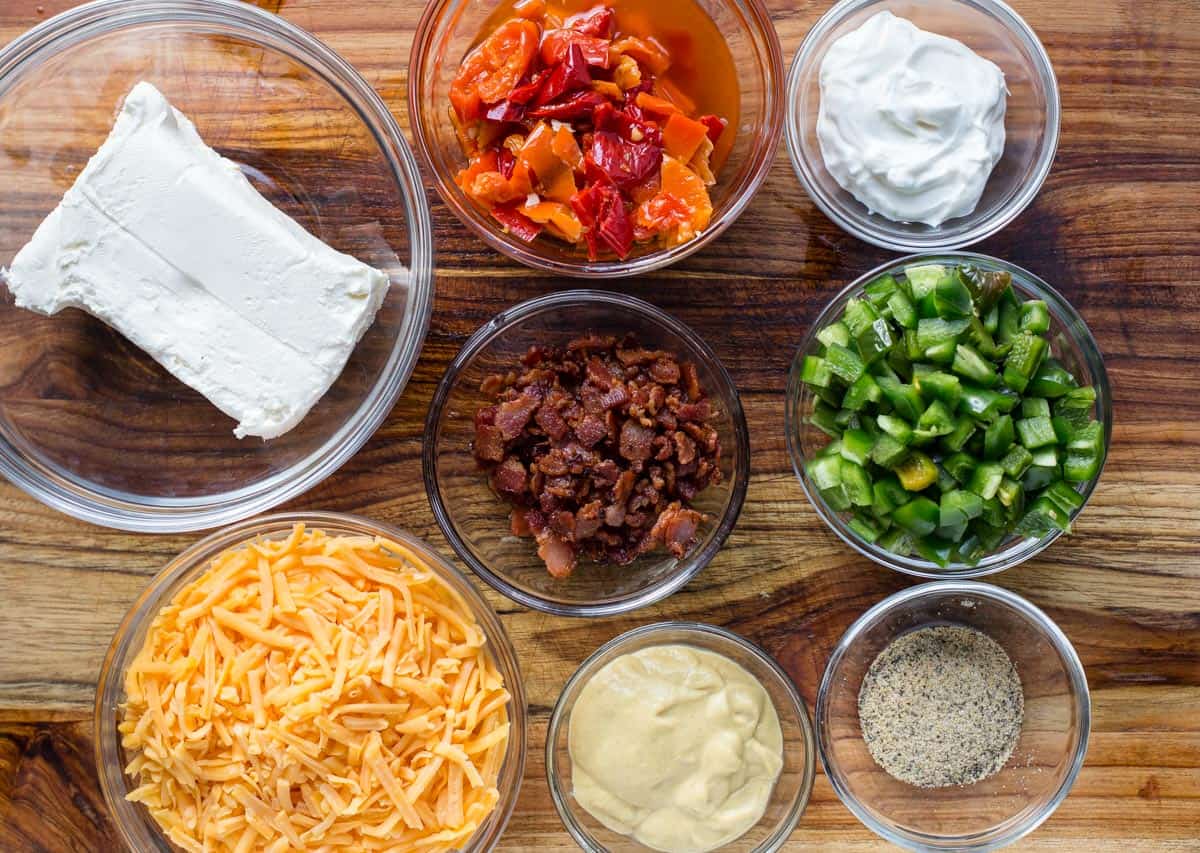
[{"left": 95, "top": 512, "right": 525, "bottom": 853}]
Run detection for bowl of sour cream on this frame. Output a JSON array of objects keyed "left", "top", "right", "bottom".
[
  {"left": 545, "top": 622, "right": 816, "bottom": 853},
  {"left": 785, "top": 0, "right": 1059, "bottom": 251}
]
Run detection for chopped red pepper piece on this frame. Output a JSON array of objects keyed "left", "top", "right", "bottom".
[
  {"left": 507, "top": 68, "right": 552, "bottom": 105},
  {"left": 698, "top": 114, "right": 727, "bottom": 144},
  {"left": 497, "top": 148, "right": 516, "bottom": 180},
  {"left": 485, "top": 100, "right": 525, "bottom": 123},
  {"left": 533, "top": 43, "right": 592, "bottom": 106},
  {"left": 571, "top": 180, "right": 633, "bottom": 260},
  {"left": 593, "top": 101, "right": 661, "bottom": 146},
  {"left": 564, "top": 4, "right": 614, "bottom": 38},
  {"left": 527, "top": 89, "right": 607, "bottom": 121},
  {"left": 587, "top": 130, "right": 661, "bottom": 190},
  {"left": 540, "top": 28, "right": 611, "bottom": 69},
  {"left": 491, "top": 202, "right": 543, "bottom": 242}
]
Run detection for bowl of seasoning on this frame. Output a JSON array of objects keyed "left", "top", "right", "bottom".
[
  {"left": 425, "top": 291, "right": 749, "bottom": 616},
  {"left": 787, "top": 252, "right": 1110, "bottom": 577},
  {"left": 547, "top": 622, "right": 816, "bottom": 851},
  {"left": 816, "top": 581, "right": 1090, "bottom": 850},
  {"left": 785, "top": 0, "right": 1059, "bottom": 251},
  {"left": 96, "top": 511, "right": 526, "bottom": 853},
  {"left": 409, "top": 0, "right": 783, "bottom": 276}
]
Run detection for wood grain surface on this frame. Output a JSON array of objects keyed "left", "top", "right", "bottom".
[{"left": 1, "top": 0, "right": 1199, "bottom": 850}]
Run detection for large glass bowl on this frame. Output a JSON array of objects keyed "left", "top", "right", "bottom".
[
  {"left": 816, "top": 581, "right": 1090, "bottom": 850},
  {"left": 786, "top": 0, "right": 1059, "bottom": 251},
  {"left": 408, "top": 0, "right": 783, "bottom": 277},
  {"left": 94, "top": 511, "right": 527, "bottom": 853},
  {"left": 546, "top": 622, "right": 816, "bottom": 851},
  {"left": 0, "top": 0, "right": 433, "bottom": 531},
  {"left": 786, "top": 252, "right": 1111, "bottom": 578},
  {"left": 423, "top": 291, "right": 750, "bottom": 616}
]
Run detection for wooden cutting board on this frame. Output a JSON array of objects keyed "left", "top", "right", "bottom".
[{"left": 0, "top": 0, "right": 1197, "bottom": 849}]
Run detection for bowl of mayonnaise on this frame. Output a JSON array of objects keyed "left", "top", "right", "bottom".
[
  {"left": 785, "top": 0, "right": 1059, "bottom": 252},
  {"left": 545, "top": 622, "right": 816, "bottom": 853}
]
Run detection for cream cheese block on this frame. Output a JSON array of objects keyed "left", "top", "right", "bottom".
[{"left": 1, "top": 81, "right": 390, "bottom": 439}]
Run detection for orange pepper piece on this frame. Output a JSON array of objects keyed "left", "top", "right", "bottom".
[
  {"left": 450, "top": 18, "right": 540, "bottom": 122},
  {"left": 635, "top": 155, "right": 712, "bottom": 244},
  {"left": 662, "top": 112, "right": 711, "bottom": 162},
  {"left": 522, "top": 201, "right": 584, "bottom": 242},
  {"left": 611, "top": 36, "right": 670, "bottom": 75},
  {"left": 517, "top": 123, "right": 577, "bottom": 203},
  {"left": 634, "top": 92, "right": 680, "bottom": 118}
]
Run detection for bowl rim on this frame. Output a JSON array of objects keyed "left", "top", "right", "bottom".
[
  {"left": 545, "top": 620, "right": 817, "bottom": 852},
  {"left": 784, "top": 0, "right": 1061, "bottom": 252},
  {"left": 0, "top": 0, "right": 434, "bottom": 533},
  {"left": 406, "top": 0, "right": 784, "bottom": 278},
  {"left": 422, "top": 289, "right": 751, "bottom": 617},
  {"left": 785, "top": 251, "right": 1112, "bottom": 579},
  {"left": 814, "top": 580, "right": 1092, "bottom": 851},
  {"left": 93, "top": 510, "right": 527, "bottom": 853}
]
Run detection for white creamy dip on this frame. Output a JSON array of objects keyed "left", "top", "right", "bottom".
[
  {"left": 568, "top": 644, "right": 784, "bottom": 853},
  {"left": 816, "top": 11, "right": 1007, "bottom": 226}
]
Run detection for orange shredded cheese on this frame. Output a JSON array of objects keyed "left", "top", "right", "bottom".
[{"left": 119, "top": 525, "right": 511, "bottom": 853}]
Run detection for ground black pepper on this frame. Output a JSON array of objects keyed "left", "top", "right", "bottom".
[{"left": 857, "top": 625, "right": 1024, "bottom": 788}]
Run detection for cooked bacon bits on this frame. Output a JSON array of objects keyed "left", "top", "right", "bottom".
[
  {"left": 472, "top": 334, "right": 722, "bottom": 577},
  {"left": 450, "top": 3, "right": 726, "bottom": 259}
]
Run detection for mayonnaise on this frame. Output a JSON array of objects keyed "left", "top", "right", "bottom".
[
  {"left": 816, "top": 11, "right": 1007, "bottom": 227},
  {"left": 568, "top": 644, "right": 784, "bottom": 853}
]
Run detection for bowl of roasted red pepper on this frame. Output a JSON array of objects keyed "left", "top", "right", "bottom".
[
  {"left": 422, "top": 291, "right": 750, "bottom": 616},
  {"left": 409, "top": 0, "right": 783, "bottom": 276}
]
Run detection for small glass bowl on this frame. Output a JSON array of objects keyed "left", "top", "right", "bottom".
[
  {"left": 816, "top": 581, "right": 1090, "bottom": 851},
  {"left": 408, "top": 0, "right": 783, "bottom": 277},
  {"left": 785, "top": 0, "right": 1059, "bottom": 251},
  {"left": 0, "top": 0, "right": 433, "bottom": 532},
  {"left": 546, "top": 622, "right": 816, "bottom": 851},
  {"left": 786, "top": 252, "right": 1111, "bottom": 578},
  {"left": 94, "top": 511, "right": 526, "bottom": 853},
  {"left": 423, "top": 291, "right": 749, "bottom": 616}
]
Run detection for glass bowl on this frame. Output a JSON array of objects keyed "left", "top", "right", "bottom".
[
  {"left": 0, "top": 0, "right": 433, "bottom": 532},
  {"left": 546, "top": 622, "right": 816, "bottom": 851},
  {"left": 408, "top": 0, "right": 783, "bottom": 277},
  {"left": 786, "top": 252, "right": 1111, "bottom": 578},
  {"left": 423, "top": 291, "right": 749, "bottom": 616},
  {"left": 94, "top": 511, "right": 526, "bottom": 853},
  {"left": 785, "top": 0, "right": 1059, "bottom": 251},
  {"left": 816, "top": 581, "right": 1090, "bottom": 851}
]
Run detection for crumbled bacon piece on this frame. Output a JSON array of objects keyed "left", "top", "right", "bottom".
[{"left": 472, "top": 333, "right": 722, "bottom": 576}]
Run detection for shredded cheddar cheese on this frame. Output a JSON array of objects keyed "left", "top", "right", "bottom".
[{"left": 119, "top": 525, "right": 511, "bottom": 853}]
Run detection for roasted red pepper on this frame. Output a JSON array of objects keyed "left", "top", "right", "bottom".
[{"left": 492, "top": 202, "right": 543, "bottom": 242}]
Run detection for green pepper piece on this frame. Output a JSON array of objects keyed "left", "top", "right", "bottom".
[
  {"left": 967, "top": 315, "right": 998, "bottom": 359},
  {"left": 1064, "top": 451, "right": 1102, "bottom": 483},
  {"left": 1017, "top": 416, "right": 1057, "bottom": 449},
  {"left": 893, "top": 497, "right": 940, "bottom": 537},
  {"left": 856, "top": 318, "right": 894, "bottom": 365},
  {"left": 983, "top": 414, "right": 1015, "bottom": 460},
  {"left": 1014, "top": 496, "right": 1072, "bottom": 536},
  {"left": 839, "top": 428, "right": 873, "bottom": 466},
  {"left": 1043, "top": 480, "right": 1085, "bottom": 515},
  {"left": 1022, "top": 462, "right": 1059, "bottom": 492},
  {"left": 876, "top": 377, "right": 925, "bottom": 423},
  {"left": 864, "top": 273, "right": 900, "bottom": 307},
  {"left": 1054, "top": 388, "right": 1098, "bottom": 432},
  {"left": 934, "top": 272, "right": 973, "bottom": 319},
  {"left": 876, "top": 413, "right": 915, "bottom": 445},
  {"left": 903, "top": 328, "right": 924, "bottom": 360},
  {"left": 916, "top": 317, "right": 971, "bottom": 352},
  {"left": 968, "top": 462, "right": 1005, "bottom": 500},
  {"left": 952, "top": 344, "right": 998, "bottom": 387},
  {"left": 996, "top": 476, "right": 1022, "bottom": 508},
  {"left": 817, "top": 321, "right": 851, "bottom": 349},
  {"left": 841, "top": 374, "right": 881, "bottom": 412},
  {"left": 943, "top": 452, "right": 976, "bottom": 485},
  {"left": 1000, "top": 444, "right": 1034, "bottom": 478},
  {"left": 1021, "top": 397, "right": 1052, "bottom": 419},
  {"left": 983, "top": 302, "right": 1000, "bottom": 334},
  {"left": 871, "top": 433, "right": 910, "bottom": 468},
  {"left": 913, "top": 535, "right": 955, "bottom": 567},
  {"left": 812, "top": 380, "right": 844, "bottom": 408},
  {"left": 842, "top": 298, "right": 881, "bottom": 338},
  {"left": 808, "top": 454, "right": 842, "bottom": 491},
  {"left": 1003, "top": 333, "right": 1048, "bottom": 392},
  {"left": 914, "top": 371, "right": 962, "bottom": 408},
  {"left": 841, "top": 459, "right": 874, "bottom": 507},
  {"left": 942, "top": 489, "right": 984, "bottom": 522},
  {"left": 878, "top": 527, "right": 915, "bottom": 557},
  {"left": 924, "top": 339, "right": 958, "bottom": 365},
  {"left": 1028, "top": 358, "right": 1079, "bottom": 398},
  {"left": 825, "top": 343, "right": 865, "bottom": 384},
  {"left": 916, "top": 400, "right": 956, "bottom": 437},
  {"left": 801, "top": 355, "right": 834, "bottom": 388},
  {"left": 874, "top": 476, "right": 909, "bottom": 510},
  {"left": 809, "top": 401, "right": 841, "bottom": 438},
  {"left": 905, "top": 264, "right": 946, "bottom": 299},
  {"left": 997, "top": 295, "right": 1021, "bottom": 345},
  {"left": 888, "top": 290, "right": 918, "bottom": 330},
  {"left": 849, "top": 513, "right": 884, "bottom": 543},
  {"left": 833, "top": 409, "right": 860, "bottom": 431},
  {"left": 894, "top": 451, "right": 938, "bottom": 491},
  {"left": 1020, "top": 300, "right": 1051, "bottom": 334},
  {"left": 940, "top": 417, "right": 977, "bottom": 453},
  {"left": 959, "top": 265, "right": 1012, "bottom": 314}
]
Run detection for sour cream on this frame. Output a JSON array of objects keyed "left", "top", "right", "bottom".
[
  {"left": 816, "top": 11, "right": 1007, "bottom": 227},
  {"left": 568, "top": 644, "right": 784, "bottom": 853}
]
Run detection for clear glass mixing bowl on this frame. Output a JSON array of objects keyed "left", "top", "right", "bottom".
[{"left": 0, "top": 0, "right": 433, "bottom": 531}]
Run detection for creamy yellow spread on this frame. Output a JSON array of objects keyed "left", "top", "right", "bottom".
[{"left": 568, "top": 644, "right": 784, "bottom": 853}]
